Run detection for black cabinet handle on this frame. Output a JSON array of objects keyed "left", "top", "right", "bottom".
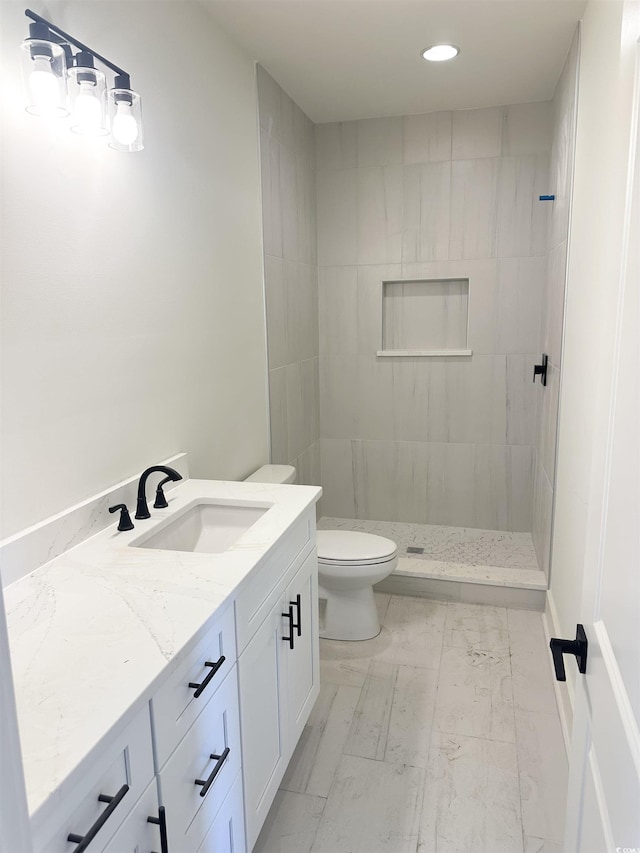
[
  {"left": 148, "top": 805, "right": 169, "bottom": 853},
  {"left": 550, "top": 624, "right": 588, "bottom": 681},
  {"left": 68, "top": 784, "right": 129, "bottom": 852},
  {"left": 282, "top": 605, "right": 295, "bottom": 649},
  {"left": 291, "top": 594, "right": 302, "bottom": 637},
  {"left": 194, "top": 747, "right": 230, "bottom": 798},
  {"left": 189, "top": 655, "right": 226, "bottom": 698}
]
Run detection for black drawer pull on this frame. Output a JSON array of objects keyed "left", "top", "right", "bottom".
[
  {"left": 282, "top": 605, "right": 295, "bottom": 649},
  {"left": 291, "top": 594, "right": 302, "bottom": 637},
  {"left": 189, "top": 655, "right": 226, "bottom": 698},
  {"left": 194, "top": 747, "right": 230, "bottom": 798},
  {"left": 148, "top": 805, "right": 169, "bottom": 853},
  {"left": 67, "top": 784, "right": 129, "bottom": 852}
]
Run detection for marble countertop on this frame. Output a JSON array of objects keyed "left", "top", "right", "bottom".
[{"left": 3, "top": 478, "right": 321, "bottom": 828}]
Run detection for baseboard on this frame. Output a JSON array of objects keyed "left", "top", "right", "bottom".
[{"left": 542, "top": 590, "right": 574, "bottom": 757}]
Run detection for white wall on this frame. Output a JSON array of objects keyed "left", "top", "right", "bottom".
[
  {"left": 550, "top": 0, "right": 640, "bottom": 694},
  {"left": 0, "top": 2, "right": 269, "bottom": 538}
]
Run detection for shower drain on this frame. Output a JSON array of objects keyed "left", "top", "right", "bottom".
[{"left": 406, "top": 546, "right": 425, "bottom": 554}]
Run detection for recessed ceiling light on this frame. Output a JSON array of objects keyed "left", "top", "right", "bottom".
[{"left": 421, "top": 44, "right": 460, "bottom": 62}]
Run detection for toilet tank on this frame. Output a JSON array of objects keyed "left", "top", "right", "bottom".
[{"left": 244, "top": 464, "right": 296, "bottom": 484}]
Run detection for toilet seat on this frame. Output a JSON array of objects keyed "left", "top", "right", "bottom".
[{"left": 317, "top": 530, "right": 397, "bottom": 566}]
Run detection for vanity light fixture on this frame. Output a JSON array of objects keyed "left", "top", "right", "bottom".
[
  {"left": 421, "top": 44, "right": 460, "bottom": 62},
  {"left": 20, "top": 9, "right": 143, "bottom": 151}
]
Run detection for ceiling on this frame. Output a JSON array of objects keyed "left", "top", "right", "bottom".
[{"left": 204, "top": 0, "right": 586, "bottom": 123}]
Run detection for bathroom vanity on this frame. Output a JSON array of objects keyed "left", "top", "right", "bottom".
[{"left": 3, "top": 478, "right": 321, "bottom": 853}]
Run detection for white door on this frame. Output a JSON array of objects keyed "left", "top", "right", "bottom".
[{"left": 562, "top": 29, "right": 640, "bottom": 852}]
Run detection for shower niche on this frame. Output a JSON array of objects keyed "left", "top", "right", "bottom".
[{"left": 377, "top": 277, "right": 472, "bottom": 357}]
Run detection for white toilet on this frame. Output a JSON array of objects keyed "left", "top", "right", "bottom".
[{"left": 245, "top": 465, "right": 398, "bottom": 642}]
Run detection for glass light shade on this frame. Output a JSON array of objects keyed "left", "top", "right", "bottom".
[
  {"left": 68, "top": 66, "right": 108, "bottom": 136},
  {"left": 108, "top": 89, "right": 143, "bottom": 152},
  {"left": 20, "top": 38, "right": 69, "bottom": 117}
]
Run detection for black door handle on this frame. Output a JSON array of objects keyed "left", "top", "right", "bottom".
[
  {"left": 291, "top": 594, "right": 302, "bottom": 637},
  {"left": 282, "top": 604, "right": 295, "bottom": 649},
  {"left": 550, "top": 624, "right": 588, "bottom": 681},
  {"left": 68, "top": 784, "right": 129, "bottom": 852},
  {"left": 148, "top": 805, "right": 169, "bottom": 853}
]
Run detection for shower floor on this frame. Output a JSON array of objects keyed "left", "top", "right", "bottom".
[{"left": 317, "top": 517, "right": 546, "bottom": 594}]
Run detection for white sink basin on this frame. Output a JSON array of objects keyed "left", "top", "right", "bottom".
[{"left": 131, "top": 500, "right": 271, "bottom": 554}]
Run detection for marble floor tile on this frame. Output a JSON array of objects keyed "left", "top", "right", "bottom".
[
  {"left": 281, "top": 681, "right": 362, "bottom": 798},
  {"left": 516, "top": 709, "right": 567, "bottom": 843},
  {"left": 252, "top": 790, "right": 326, "bottom": 853},
  {"left": 377, "top": 594, "right": 447, "bottom": 669},
  {"left": 319, "top": 594, "right": 391, "bottom": 687},
  {"left": 344, "top": 660, "right": 397, "bottom": 761},
  {"left": 433, "top": 644, "right": 516, "bottom": 743},
  {"left": 444, "top": 602, "right": 510, "bottom": 651},
  {"left": 508, "top": 609, "right": 558, "bottom": 714},
  {"left": 418, "top": 731, "right": 523, "bottom": 853},
  {"left": 311, "top": 754, "right": 425, "bottom": 853},
  {"left": 384, "top": 664, "right": 438, "bottom": 768}
]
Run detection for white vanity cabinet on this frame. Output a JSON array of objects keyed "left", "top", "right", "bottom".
[{"left": 238, "top": 539, "right": 320, "bottom": 850}]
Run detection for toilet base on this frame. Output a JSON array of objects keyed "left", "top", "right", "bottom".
[{"left": 318, "top": 583, "right": 381, "bottom": 641}]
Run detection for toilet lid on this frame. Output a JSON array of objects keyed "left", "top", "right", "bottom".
[{"left": 317, "top": 530, "right": 397, "bottom": 565}]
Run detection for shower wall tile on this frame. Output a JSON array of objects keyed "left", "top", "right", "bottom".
[
  {"left": 269, "top": 366, "right": 289, "bottom": 464},
  {"left": 280, "top": 145, "right": 299, "bottom": 260},
  {"left": 320, "top": 438, "right": 356, "bottom": 518},
  {"left": 497, "top": 155, "right": 550, "bottom": 258},
  {"left": 467, "top": 257, "right": 544, "bottom": 355},
  {"left": 536, "top": 363, "right": 560, "bottom": 479},
  {"left": 402, "top": 162, "right": 451, "bottom": 262},
  {"left": 315, "top": 101, "right": 557, "bottom": 532},
  {"left": 449, "top": 158, "right": 500, "bottom": 260},
  {"left": 357, "top": 166, "right": 404, "bottom": 264},
  {"left": 267, "top": 137, "right": 283, "bottom": 257},
  {"left": 541, "top": 240, "right": 567, "bottom": 369},
  {"left": 257, "top": 65, "right": 282, "bottom": 139},
  {"left": 357, "top": 264, "right": 401, "bottom": 354},
  {"left": 532, "top": 459, "right": 553, "bottom": 577},
  {"left": 280, "top": 89, "right": 295, "bottom": 152},
  {"left": 319, "top": 266, "right": 359, "bottom": 357},
  {"left": 502, "top": 102, "right": 553, "bottom": 157},
  {"left": 452, "top": 107, "right": 504, "bottom": 160},
  {"left": 403, "top": 111, "right": 452, "bottom": 164},
  {"left": 316, "top": 121, "right": 358, "bottom": 171},
  {"left": 294, "top": 441, "right": 321, "bottom": 487},
  {"left": 357, "top": 116, "right": 404, "bottom": 166},
  {"left": 258, "top": 69, "right": 319, "bottom": 475},
  {"left": 317, "top": 168, "right": 358, "bottom": 265},
  {"left": 264, "top": 255, "right": 287, "bottom": 369}
]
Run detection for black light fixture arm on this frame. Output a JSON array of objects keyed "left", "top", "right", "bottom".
[{"left": 25, "top": 8, "right": 131, "bottom": 83}]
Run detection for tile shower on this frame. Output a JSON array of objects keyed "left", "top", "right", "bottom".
[{"left": 257, "top": 35, "right": 577, "bottom": 586}]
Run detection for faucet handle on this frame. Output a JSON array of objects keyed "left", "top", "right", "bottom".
[
  {"left": 153, "top": 476, "right": 172, "bottom": 509},
  {"left": 109, "top": 504, "right": 135, "bottom": 532}
]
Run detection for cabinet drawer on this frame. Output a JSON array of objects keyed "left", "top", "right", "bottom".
[
  {"left": 160, "top": 664, "right": 241, "bottom": 853},
  {"left": 195, "top": 771, "right": 245, "bottom": 853},
  {"left": 101, "top": 780, "right": 162, "bottom": 853},
  {"left": 235, "top": 509, "right": 315, "bottom": 653},
  {"left": 37, "top": 705, "right": 154, "bottom": 853},
  {"left": 152, "top": 603, "right": 236, "bottom": 768}
]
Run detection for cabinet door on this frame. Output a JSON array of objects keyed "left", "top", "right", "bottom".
[
  {"left": 285, "top": 550, "right": 320, "bottom": 745},
  {"left": 238, "top": 594, "right": 288, "bottom": 850},
  {"left": 102, "top": 781, "right": 161, "bottom": 853},
  {"left": 195, "top": 773, "right": 245, "bottom": 853}
]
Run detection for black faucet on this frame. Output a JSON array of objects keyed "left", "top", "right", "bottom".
[{"left": 135, "top": 465, "right": 182, "bottom": 519}]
